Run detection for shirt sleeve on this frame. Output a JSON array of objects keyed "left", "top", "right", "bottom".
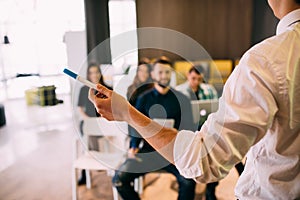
[{"left": 173, "top": 51, "right": 279, "bottom": 182}]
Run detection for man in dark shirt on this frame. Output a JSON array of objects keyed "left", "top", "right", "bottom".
[{"left": 112, "top": 56, "right": 197, "bottom": 200}]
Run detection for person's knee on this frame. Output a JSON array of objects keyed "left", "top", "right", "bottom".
[{"left": 112, "top": 171, "right": 133, "bottom": 187}]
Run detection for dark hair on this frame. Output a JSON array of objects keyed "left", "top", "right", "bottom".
[
  {"left": 127, "top": 58, "right": 153, "bottom": 101},
  {"left": 296, "top": 0, "right": 300, "bottom": 4},
  {"left": 138, "top": 57, "right": 151, "bottom": 66},
  {"left": 152, "top": 56, "right": 172, "bottom": 69},
  {"left": 86, "top": 62, "right": 105, "bottom": 85},
  {"left": 189, "top": 65, "right": 205, "bottom": 75}
]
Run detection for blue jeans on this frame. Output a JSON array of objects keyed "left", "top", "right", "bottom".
[{"left": 112, "top": 155, "right": 196, "bottom": 200}]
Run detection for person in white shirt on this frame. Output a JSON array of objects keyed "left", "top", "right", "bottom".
[
  {"left": 88, "top": 0, "right": 300, "bottom": 199},
  {"left": 175, "top": 65, "right": 218, "bottom": 101},
  {"left": 176, "top": 65, "right": 244, "bottom": 200}
]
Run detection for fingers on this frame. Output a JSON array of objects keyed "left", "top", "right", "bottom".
[
  {"left": 88, "top": 85, "right": 113, "bottom": 120},
  {"left": 96, "top": 84, "right": 112, "bottom": 98},
  {"left": 88, "top": 84, "right": 112, "bottom": 103}
]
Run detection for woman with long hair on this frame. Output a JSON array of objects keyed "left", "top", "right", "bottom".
[
  {"left": 126, "top": 58, "right": 153, "bottom": 157},
  {"left": 126, "top": 58, "right": 153, "bottom": 106},
  {"left": 77, "top": 62, "right": 112, "bottom": 185}
]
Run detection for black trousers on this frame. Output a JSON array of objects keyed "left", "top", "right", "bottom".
[
  {"left": 206, "top": 162, "right": 244, "bottom": 200},
  {"left": 112, "top": 151, "right": 196, "bottom": 200}
]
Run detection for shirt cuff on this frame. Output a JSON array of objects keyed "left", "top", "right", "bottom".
[{"left": 174, "top": 130, "right": 203, "bottom": 179}]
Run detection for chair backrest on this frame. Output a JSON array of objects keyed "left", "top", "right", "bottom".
[
  {"left": 83, "top": 117, "right": 128, "bottom": 136},
  {"left": 82, "top": 117, "right": 128, "bottom": 152},
  {"left": 153, "top": 118, "right": 175, "bottom": 128}
]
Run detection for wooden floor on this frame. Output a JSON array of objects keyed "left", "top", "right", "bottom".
[{"left": 0, "top": 95, "right": 239, "bottom": 200}]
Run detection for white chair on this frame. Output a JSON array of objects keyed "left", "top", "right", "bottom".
[
  {"left": 72, "top": 117, "right": 128, "bottom": 200},
  {"left": 134, "top": 118, "right": 175, "bottom": 195}
]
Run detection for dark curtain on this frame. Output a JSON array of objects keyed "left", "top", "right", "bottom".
[
  {"left": 84, "top": 0, "right": 111, "bottom": 64},
  {"left": 251, "top": 0, "right": 279, "bottom": 45}
]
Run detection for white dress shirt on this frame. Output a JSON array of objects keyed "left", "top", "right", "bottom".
[{"left": 174, "top": 9, "right": 300, "bottom": 200}]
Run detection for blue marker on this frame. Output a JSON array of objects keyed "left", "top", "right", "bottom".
[{"left": 63, "top": 68, "right": 97, "bottom": 90}]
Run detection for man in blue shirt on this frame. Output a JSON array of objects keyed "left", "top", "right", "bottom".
[{"left": 112, "top": 56, "right": 197, "bottom": 200}]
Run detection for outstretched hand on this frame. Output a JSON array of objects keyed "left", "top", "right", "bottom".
[
  {"left": 89, "top": 84, "right": 177, "bottom": 164},
  {"left": 88, "top": 84, "right": 131, "bottom": 121}
]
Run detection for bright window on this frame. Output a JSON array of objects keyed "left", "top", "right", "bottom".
[
  {"left": 109, "top": 0, "right": 138, "bottom": 74},
  {"left": 0, "top": 0, "right": 85, "bottom": 100},
  {"left": 0, "top": 0, "right": 138, "bottom": 101}
]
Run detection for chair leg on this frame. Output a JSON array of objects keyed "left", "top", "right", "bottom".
[
  {"left": 86, "top": 169, "right": 91, "bottom": 189},
  {"left": 106, "top": 170, "right": 119, "bottom": 200},
  {"left": 112, "top": 186, "right": 119, "bottom": 200},
  {"left": 72, "top": 167, "right": 78, "bottom": 200},
  {"left": 138, "top": 176, "right": 143, "bottom": 195},
  {"left": 134, "top": 176, "right": 143, "bottom": 195},
  {"left": 134, "top": 177, "right": 139, "bottom": 193}
]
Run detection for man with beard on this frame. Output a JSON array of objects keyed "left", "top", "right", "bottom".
[{"left": 112, "top": 56, "right": 197, "bottom": 200}]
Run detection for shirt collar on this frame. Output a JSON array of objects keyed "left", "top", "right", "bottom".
[
  {"left": 276, "top": 8, "right": 300, "bottom": 35},
  {"left": 152, "top": 87, "right": 172, "bottom": 96}
]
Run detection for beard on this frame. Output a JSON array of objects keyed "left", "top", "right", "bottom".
[{"left": 156, "top": 79, "right": 170, "bottom": 88}]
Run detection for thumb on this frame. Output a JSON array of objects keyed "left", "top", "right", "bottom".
[
  {"left": 88, "top": 88, "right": 96, "bottom": 103},
  {"left": 96, "top": 84, "right": 112, "bottom": 98}
]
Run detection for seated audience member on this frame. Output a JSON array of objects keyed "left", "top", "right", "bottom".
[
  {"left": 175, "top": 65, "right": 218, "bottom": 101},
  {"left": 126, "top": 58, "right": 153, "bottom": 158},
  {"left": 126, "top": 58, "right": 153, "bottom": 106},
  {"left": 77, "top": 63, "right": 112, "bottom": 185},
  {"left": 112, "top": 56, "right": 197, "bottom": 200}
]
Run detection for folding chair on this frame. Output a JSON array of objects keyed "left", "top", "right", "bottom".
[{"left": 72, "top": 117, "right": 128, "bottom": 200}]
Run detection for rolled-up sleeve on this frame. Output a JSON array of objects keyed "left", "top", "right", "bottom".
[
  {"left": 174, "top": 51, "right": 279, "bottom": 183},
  {"left": 174, "top": 130, "right": 203, "bottom": 178}
]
